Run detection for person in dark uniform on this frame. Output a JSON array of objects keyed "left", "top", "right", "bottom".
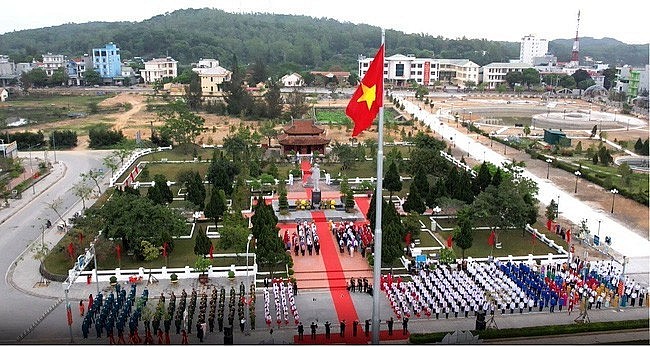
[
  {"left": 297, "top": 322, "right": 304, "bottom": 340},
  {"left": 402, "top": 317, "right": 409, "bottom": 335},
  {"left": 357, "top": 278, "right": 363, "bottom": 292},
  {"left": 364, "top": 319, "right": 370, "bottom": 337},
  {"left": 363, "top": 279, "right": 369, "bottom": 293},
  {"left": 196, "top": 322, "right": 204, "bottom": 342},
  {"left": 352, "top": 320, "right": 359, "bottom": 337},
  {"left": 324, "top": 321, "right": 331, "bottom": 339},
  {"left": 387, "top": 317, "right": 393, "bottom": 336},
  {"left": 174, "top": 314, "right": 181, "bottom": 334},
  {"left": 339, "top": 320, "right": 346, "bottom": 337},
  {"left": 349, "top": 278, "right": 355, "bottom": 292},
  {"left": 208, "top": 314, "right": 215, "bottom": 333},
  {"left": 310, "top": 321, "right": 317, "bottom": 340}
]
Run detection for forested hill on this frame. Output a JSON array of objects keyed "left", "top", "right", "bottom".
[{"left": 0, "top": 8, "right": 647, "bottom": 76}]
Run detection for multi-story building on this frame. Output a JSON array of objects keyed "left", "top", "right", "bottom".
[
  {"left": 92, "top": 42, "right": 122, "bottom": 80},
  {"left": 480, "top": 62, "right": 533, "bottom": 89},
  {"left": 520, "top": 35, "right": 548, "bottom": 65},
  {"left": 616, "top": 65, "right": 649, "bottom": 102},
  {"left": 357, "top": 54, "right": 479, "bottom": 88},
  {"left": 141, "top": 57, "right": 178, "bottom": 84},
  {"left": 66, "top": 54, "right": 92, "bottom": 86},
  {"left": 191, "top": 59, "right": 231, "bottom": 98},
  {"left": 0, "top": 55, "right": 16, "bottom": 86},
  {"left": 41, "top": 53, "right": 65, "bottom": 77}
]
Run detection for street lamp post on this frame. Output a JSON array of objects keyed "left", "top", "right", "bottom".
[
  {"left": 556, "top": 195, "right": 560, "bottom": 219},
  {"left": 597, "top": 219, "right": 601, "bottom": 237},
  {"left": 574, "top": 171, "right": 581, "bottom": 193},
  {"left": 546, "top": 158, "right": 552, "bottom": 179},
  {"left": 245, "top": 234, "right": 253, "bottom": 284},
  {"left": 610, "top": 188, "right": 618, "bottom": 213},
  {"left": 503, "top": 139, "right": 508, "bottom": 155}
]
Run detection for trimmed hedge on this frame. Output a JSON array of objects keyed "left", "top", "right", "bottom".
[{"left": 409, "top": 319, "right": 649, "bottom": 344}]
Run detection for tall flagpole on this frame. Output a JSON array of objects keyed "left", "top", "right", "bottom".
[{"left": 371, "top": 28, "right": 385, "bottom": 345}]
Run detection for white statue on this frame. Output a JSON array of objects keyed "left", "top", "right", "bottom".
[
  {"left": 325, "top": 173, "right": 331, "bottom": 185},
  {"left": 288, "top": 173, "right": 294, "bottom": 186},
  {"left": 311, "top": 164, "right": 321, "bottom": 191}
]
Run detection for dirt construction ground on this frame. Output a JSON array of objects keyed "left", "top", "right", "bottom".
[{"left": 24, "top": 92, "right": 650, "bottom": 259}]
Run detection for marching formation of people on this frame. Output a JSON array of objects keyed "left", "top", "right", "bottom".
[
  {"left": 380, "top": 257, "right": 648, "bottom": 322},
  {"left": 263, "top": 278, "right": 300, "bottom": 329},
  {"left": 331, "top": 221, "right": 373, "bottom": 258}
]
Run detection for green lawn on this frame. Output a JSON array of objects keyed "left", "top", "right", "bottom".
[
  {"left": 314, "top": 107, "right": 401, "bottom": 125},
  {"left": 43, "top": 222, "right": 245, "bottom": 276},
  {"left": 139, "top": 146, "right": 220, "bottom": 162},
  {"left": 575, "top": 159, "right": 648, "bottom": 193},
  {"left": 139, "top": 162, "right": 209, "bottom": 182}
]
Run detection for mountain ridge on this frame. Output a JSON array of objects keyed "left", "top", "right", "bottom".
[{"left": 0, "top": 8, "right": 647, "bottom": 74}]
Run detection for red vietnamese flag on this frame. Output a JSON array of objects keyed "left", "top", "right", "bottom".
[
  {"left": 566, "top": 228, "right": 571, "bottom": 244},
  {"left": 209, "top": 243, "right": 214, "bottom": 260},
  {"left": 446, "top": 235, "right": 453, "bottom": 248},
  {"left": 346, "top": 44, "right": 384, "bottom": 136}
]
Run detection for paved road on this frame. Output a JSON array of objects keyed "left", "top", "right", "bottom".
[{"left": 0, "top": 150, "right": 110, "bottom": 343}]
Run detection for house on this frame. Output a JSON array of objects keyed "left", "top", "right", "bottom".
[
  {"left": 191, "top": 59, "right": 232, "bottom": 98},
  {"left": 479, "top": 62, "right": 533, "bottom": 89},
  {"left": 41, "top": 53, "right": 65, "bottom": 77},
  {"left": 280, "top": 73, "right": 304, "bottom": 87},
  {"left": 277, "top": 119, "right": 330, "bottom": 155},
  {"left": 141, "top": 57, "right": 178, "bottom": 84},
  {"left": 310, "top": 71, "right": 350, "bottom": 87},
  {"left": 0, "top": 87, "right": 8, "bottom": 102}
]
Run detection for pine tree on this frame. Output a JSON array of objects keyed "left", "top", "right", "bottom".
[
  {"left": 412, "top": 169, "right": 429, "bottom": 196},
  {"left": 384, "top": 161, "right": 402, "bottom": 199},
  {"left": 453, "top": 208, "right": 473, "bottom": 260},
  {"left": 186, "top": 171, "right": 206, "bottom": 209},
  {"left": 490, "top": 168, "right": 503, "bottom": 187},
  {"left": 194, "top": 226, "right": 212, "bottom": 256},
  {"left": 205, "top": 188, "right": 227, "bottom": 227},
  {"left": 148, "top": 174, "right": 173, "bottom": 205},
  {"left": 402, "top": 184, "right": 425, "bottom": 214}
]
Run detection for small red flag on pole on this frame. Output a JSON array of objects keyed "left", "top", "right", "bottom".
[
  {"left": 209, "top": 243, "right": 214, "bottom": 260},
  {"left": 162, "top": 242, "right": 168, "bottom": 258},
  {"left": 566, "top": 229, "right": 571, "bottom": 244},
  {"left": 116, "top": 244, "right": 122, "bottom": 260},
  {"left": 488, "top": 230, "right": 496, "bottom": 247},
  {"left": 446, "top": 235, "right": 453, "bottom": 248},
  {"left": 67, "top": 242, "right": 75, "bottom": 259},
  {"left": 346, "top": 44, "right": 384, "bottom": 137}
]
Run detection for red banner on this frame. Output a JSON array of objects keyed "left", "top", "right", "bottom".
[{"left": 424, "top": 61, "right": 431, "bottom": 85}]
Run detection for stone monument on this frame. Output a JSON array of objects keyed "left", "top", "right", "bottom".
[{"left": 311, "top": 163, "right": 322, "bottom": 206}]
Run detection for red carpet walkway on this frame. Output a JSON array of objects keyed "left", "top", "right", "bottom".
[{"left": 310, "top": 211, "right": 359, "bottom": 324}]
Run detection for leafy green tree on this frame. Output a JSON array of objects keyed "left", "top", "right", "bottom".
[
  {"left": 521, "top": 68, "right": 540, "bottom": 89},
  {"left": 26, "top": 68, "right": 48, "bottom": 87},
  {"left": 285, "top": 88, "right": 309, "bottom": 119},
  {"left": 205, "top": 188, "right": 227, "bottom": 227},
  {"left": 99, "top": 194, "right": 185, "bottom": 258},
  {"left": 344, "top": 188, "right": 355, "bottom": 212},
  {"left": 402, "top": 212, "right": 421, "bottom": 239},
  {"left": 559, "top": 75, "right": 576, "bottom": 89},
  {"left": 575, "top": 141, "right": 583, "bottom": 154},
  {"left": 381, "top": 201, "right": 404, "bottom": 266},
  {"left": 185, "top": 70, "right": 202, "bottom": 111},
  {"left": 545, "top": 199, "right": 558, "bottom": 221},
  {"left": 523, "top": 125, "right": 531, "bottom": 137},
  {"left": 219, "top": 212, "right": 249, "bottom": 251},
  {"left": 598, "top": 146, "right": 613, "bottom": 166},
  {"left": 384, "top": 161, "right": 402, "bottom": 199},
  {"left": 331, "top": 142, "right": 357, "bottom": 171},
  {"left": 260, "top": 121, "right": 279, "bottom": 147},
  {"left": 84, "top": 69, "right": 102, "bottom": 86},
  {"left": 207, "top": 154, "right": 239, "bottom": 196},
  {"left": 49, "top": 67, "right": 67, "bottom": 86},
  {"left": 617, "top": 162, "right": 633, "bottom": 186},
  {"left": 571, "top": 69, "right": 592, "bottom": 86},
  {"left": 194, "top": 226, "right": 212, "bottom": 255},
  {"left": 472, "top": 179, "right": 532, "bottom": 239},
  {"left": 248, "top": 59, "right": 268, "bottom": 85},
  {"left": 81, "top": 169, "right": 104, "bottom": 194},
  {"left": 72, "top": 181, "right": 94, "bottom": 210},
  {"left": 634, "top": 138, "right": 644, "bottom": 154},
  {"left": 426, "top": 178, "right": 446, "bottom": 207},
  {"left": 453, "top": 208, "right": 474, "bottom": 260},
  {"left": 159, "top": 101, "right": 205, "bottom": 150},
  {"left": 402, "top": 183, "right": 425, "bottom": 214},
  {"left": 504, "top": 71, "right": 523, "bottom": 89},
  {"left": 50, "top": 130, "right": 78, "bottom": 149},
  {"left": 88, "top": 126, "right": 125, "bottom": 148}
]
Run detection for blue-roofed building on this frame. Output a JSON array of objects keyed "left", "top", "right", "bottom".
[{"left": 92, "top": 42, "right": 121, "bottom": 80}]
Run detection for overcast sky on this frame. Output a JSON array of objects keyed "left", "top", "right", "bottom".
[{"left": 1, "top": 0, "right": 647, "bottom": 44}]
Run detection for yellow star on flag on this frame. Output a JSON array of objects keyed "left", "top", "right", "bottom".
[{"left": 356, "top": 83, "right": 376, "bottom": 110}]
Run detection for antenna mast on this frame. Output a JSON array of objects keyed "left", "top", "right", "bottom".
[{"left": 570, "top": 10, "right": 580, "bottom": 64}]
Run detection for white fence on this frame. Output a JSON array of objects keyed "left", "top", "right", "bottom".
[
  {"left": 70, "top": 253, "right": 257, "bottom": 284},
  {"left": 109, "top": 146, "right": 172, "bottom": 187}
]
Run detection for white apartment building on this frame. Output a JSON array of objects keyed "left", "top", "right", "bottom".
[
  {"left": 520, "top": 35, "right": 548, "bottom": 66},
  {"left": 41, "top": 53, "right": 65, "bottom": 76},
  {"left": 141, "top": 57, "right": 178, "bottom": 84},
  {"left": 191, "top": 59, "right": 231, "bottom": 97},
  {"left": 480, "top": 62, "right": 533, "bottom": 89},
  {"left": 358, "top": 54, "right": 479, "bottom": 88}
]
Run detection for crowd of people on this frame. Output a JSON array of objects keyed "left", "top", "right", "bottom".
[
  {"left": 381, "top": 257, "right": 648, "bottom": 321},
  {"left": 286, "top": 221, "right": 321, "bottom": 256},
  {"left": 330, "top": 221, "right": 373, "bottom": 258}
]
